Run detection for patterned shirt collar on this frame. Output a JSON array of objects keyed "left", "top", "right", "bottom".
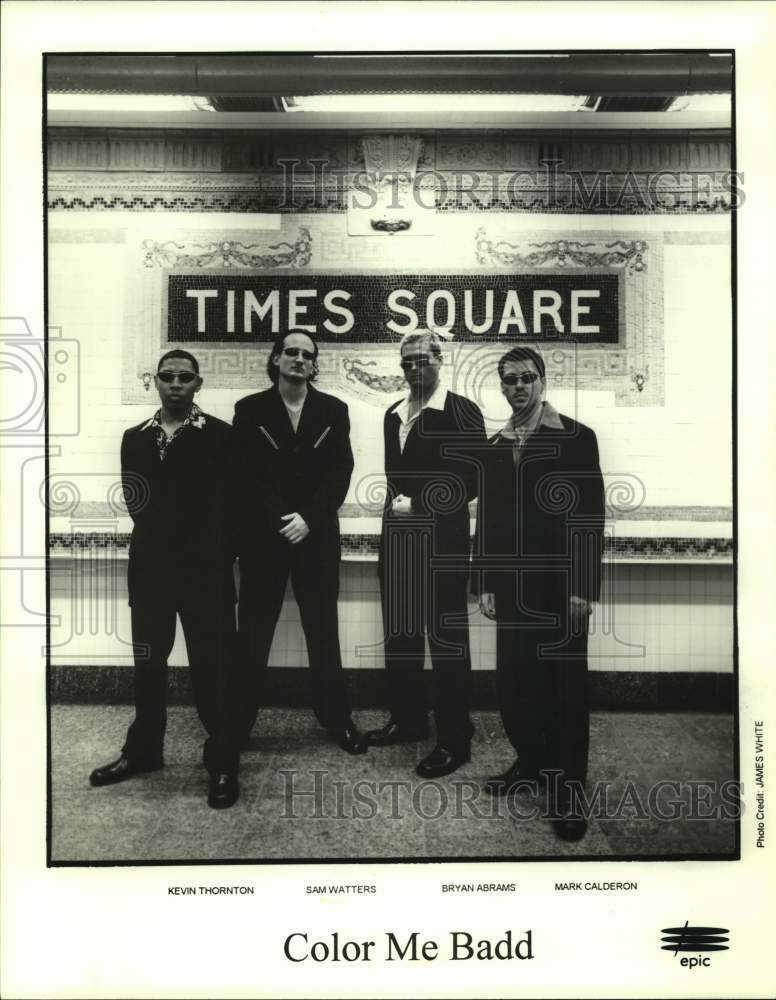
[
  {"left": 142, "top": 402, "right": 206, "bottom": 460},
  {"left": 141, "top": 402, "right": 206, "bottom": 432}
]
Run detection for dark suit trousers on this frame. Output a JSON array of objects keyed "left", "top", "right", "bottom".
[
  {"left": 379, "top": 527, "right": 473, "bottom": 752},
  {"left": 495, "top": 595, "right": 589, "bottom": 802},
  {"left": 238, "top": 541, "right": 352, "bottom": 736},
  {"left": 122, "top": 598, "right": 241, "bottom": 773}
]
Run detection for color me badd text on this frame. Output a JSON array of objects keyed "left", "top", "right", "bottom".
[{"left": 283, "top": 930, "right": 533, "bottom": 962}]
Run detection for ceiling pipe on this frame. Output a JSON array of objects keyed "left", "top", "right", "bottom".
[{"left": 46, "top": 53, "right": 732, "bottom": 96}]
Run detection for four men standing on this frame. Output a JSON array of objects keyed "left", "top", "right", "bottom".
[{"left": 91, "top": 335, "right": 603, "bottom": 840}]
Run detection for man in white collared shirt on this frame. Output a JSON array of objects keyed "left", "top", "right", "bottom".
[
  {"left": 366, "top": 331, "right": 487, "bottom": 778},
  {"left": 393, "top": 372, "right": 447, "bottom": 453}
]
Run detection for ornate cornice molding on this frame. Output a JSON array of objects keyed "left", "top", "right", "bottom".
[{"left": 47, "top": 129, "right": 731, "bottom": 173}]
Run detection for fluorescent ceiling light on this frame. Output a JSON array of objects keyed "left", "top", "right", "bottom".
[
  {"left": 313, "top": 53, "right": 570, "bottom": 58},
  {"left": 285, "top": 94, "right": 591, "bottom": 112},
  {"left": 47, "top": 94, "right": 215, "bottom": 112}
]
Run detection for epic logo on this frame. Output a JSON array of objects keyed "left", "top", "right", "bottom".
[
  {"left": 661, "top": 923, "right": 730, "bottom": 968},
  {"left": 679, "top": 956, "right": 711, "bottom": 969}
]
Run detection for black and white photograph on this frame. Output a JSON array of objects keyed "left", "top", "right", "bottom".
[
  {"left": 1, "top": 3, "right": 773, "bottom": 999},
  {"left": 43, "top": 45, "right": 738, "bottom": 863}
]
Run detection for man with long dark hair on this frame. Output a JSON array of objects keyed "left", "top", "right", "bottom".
[{"left": 232, "top": 331, "right": 365, "bottom": 753}]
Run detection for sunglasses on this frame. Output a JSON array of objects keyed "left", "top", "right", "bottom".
[
  {"left": 501, "top": 372, "right": 541, "bottom": 387},
  {"left": 282, "top": 347, "right": 316, "bottom": 361},
  {"left": 400, "top": 356, "right": 433, "bottom": 372},
  {"left": 157, "top": 371, "right": 198, "bottom": 384}
]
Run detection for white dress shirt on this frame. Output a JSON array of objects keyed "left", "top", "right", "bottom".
[{"left": 394, "top": 384, "right": 449, "bottom": 453}]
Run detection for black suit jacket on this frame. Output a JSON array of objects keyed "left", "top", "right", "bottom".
[
  {"left": 474, "top": 409, "right": 605, "bottom": 615},
  {"left": 379, "top": 390, "right": 487, "bottom": 571},
  {"left": 232, "top": 384, "right": 354, "bottom": 560},
  {"left": 121, "top": 412, "right": 236, "bottom": 607}
]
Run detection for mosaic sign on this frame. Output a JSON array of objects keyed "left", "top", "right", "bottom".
[{"left": 166, "top": 273, "right": 620, "bottom": 344}]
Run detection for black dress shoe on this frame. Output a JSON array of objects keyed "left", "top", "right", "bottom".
[
  {"left": 416, "top": 745, "right": 470, "bottom": 779},
  {"left": 484, "top": 759, "right": 541, "bottom": 797},
  {"left": 89, "top": 755, "right": 162, "bottom": 787},
  {"left": 365, "top": 719, "right": 429, "bottom": 747},
  {"left": 208, "top": 772, "right": 239, "bottom": 809},
  {"left": 552, "top": 815, "right": 588, "bottom": 842},
  {"left": 332, "top": 722, "right": 368, "bottom": 755}
]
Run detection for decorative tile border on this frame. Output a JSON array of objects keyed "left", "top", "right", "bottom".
[
  {"left": 604, "top": 537, "right": 733, "bottom": 560},
  {"left": 51, "top": 533, "right": 133, "bottom": 548},
  {"left": 49, "top": 532, "right": 733, "bottom": 562},
  {"left": 48, "top": 169, "right": 733, "bottom": 215}
]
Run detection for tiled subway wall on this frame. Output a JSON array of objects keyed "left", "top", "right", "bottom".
[
  {"left": 44, "top": 135, "right": 733, "bottom": 686},
  {"left": 48, "top": 560, "right": 733, "bottom": 675},
  {"left": 46, "top": 212, "right": 732, "bottom": 518}
]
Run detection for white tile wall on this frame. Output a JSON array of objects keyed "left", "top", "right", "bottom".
[
  {"left": 46, "top": 210, "right": 733, "bottom": 677},
  {"left": 48, "top": 213, "right": 732, "bottom": 516},
  {"left": 49, "top": 561, "right": 734, "bottom": 674}
]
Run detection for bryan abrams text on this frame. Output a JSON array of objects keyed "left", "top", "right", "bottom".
[{"left": 284, "top": 930, "right": 533, "bottom": 963}]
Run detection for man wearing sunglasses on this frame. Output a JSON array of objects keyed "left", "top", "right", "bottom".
[
  {"left": 475, "top": 346, "right": 605, "bottom": 841},
  {"left": 89, "top": 350, "right": 242, "bottom": 809},
  {"left": 232, "top": 331, "right": 366, "bottom": 755},
  {"left": 366, "top": 331, "right": 487, "bottom": 778}
]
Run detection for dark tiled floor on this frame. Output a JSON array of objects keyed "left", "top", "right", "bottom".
[{"left": 50, "top": 706, "right": 737, "bottom": 863}]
